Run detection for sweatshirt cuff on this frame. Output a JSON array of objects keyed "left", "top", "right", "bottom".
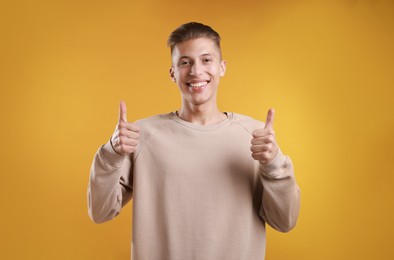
[
  {"left": 259, "top": 148, "right": 287, "bottom": 175},
  {"left": 100, "top": 141, "right": 128, "bottom": 167}
]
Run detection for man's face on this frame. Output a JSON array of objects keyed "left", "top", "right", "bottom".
[{"left": 170, "top": 37, "right": 226, "bottom": 107}]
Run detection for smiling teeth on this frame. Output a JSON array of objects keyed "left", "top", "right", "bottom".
[{"left": 189, "top": 82, "right": 207, "bottom": 87}]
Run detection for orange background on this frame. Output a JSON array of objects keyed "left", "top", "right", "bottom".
[{"left": 1, "top": 0, "right": 393, "bottom": 259}]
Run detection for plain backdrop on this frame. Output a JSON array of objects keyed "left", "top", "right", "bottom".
[{"left": 0, "top": 0, "right": 393, "bottom": 259}]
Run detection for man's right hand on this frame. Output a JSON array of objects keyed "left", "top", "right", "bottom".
[{"left": 110, "top": 101, "right": 140, "bottom": 156}]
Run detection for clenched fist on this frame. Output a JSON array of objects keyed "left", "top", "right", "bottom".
[
  {"left": 251, "top": 108, "right": 278, "bottom": 165},
  {"left": 111, "top": 101, "right": 140, "bottom": 156}
]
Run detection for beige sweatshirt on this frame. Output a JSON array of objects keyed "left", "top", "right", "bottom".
[{"left": 88, "top": 112, "right": 300, "bottom": 260}]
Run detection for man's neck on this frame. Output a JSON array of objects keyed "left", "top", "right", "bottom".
[{"left": 177, "top": 103, "right": 227, "bottom": 125}]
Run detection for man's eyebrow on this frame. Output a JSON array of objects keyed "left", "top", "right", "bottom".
[
  {"left": 179, "top": 53, "right": 214, "bottom": 59},
  {"left": 179, "top": 55, "right": 191, "bottom": 60}
]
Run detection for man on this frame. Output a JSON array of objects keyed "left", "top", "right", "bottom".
[{"left": 88, "top": 22, "right": 300, "bottom": 260}]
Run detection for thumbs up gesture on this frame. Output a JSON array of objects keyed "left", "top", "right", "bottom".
[
  {"left": 110, "top": 101, "right": 140, "bottom": 156},
  {"left": 251, "top": 108, "right": 279, "bottom": 164}
]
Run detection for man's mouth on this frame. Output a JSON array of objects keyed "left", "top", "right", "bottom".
[{"left": 186, "top": 80, "right": 210, "bottom": 88}]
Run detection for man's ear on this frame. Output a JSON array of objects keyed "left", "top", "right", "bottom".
[
  {"left": 220, "top": 60, "right": 227, "bottom": 77},
  {"left": 169, "top": 67, "right": 176, "bottom": 82}
]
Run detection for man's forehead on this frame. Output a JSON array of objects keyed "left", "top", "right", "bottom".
[{"left": 172, "top": 38, "right": 221, "bottom": 59}]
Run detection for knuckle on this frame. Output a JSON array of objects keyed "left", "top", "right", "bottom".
[
  {"left": 252, "top": 129, "right": 261, "bottom": 137},
  {"left": 119, "top": 137, "right": 127, "bottom": 144},
  {"left": 133, "top": 124, "right": 140, "bottom": 132}
]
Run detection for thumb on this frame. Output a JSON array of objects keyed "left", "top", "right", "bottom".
[
  {"left": 119, "top": 101, "right": 128, "bottom": 123},
  {"left": 264, "top": 108, "right": 275, "bottom": 129}
]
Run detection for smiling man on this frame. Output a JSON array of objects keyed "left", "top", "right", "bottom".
[
  {"left": 88, "top": 22, "right": 300, "bottom": 260},
  {"left": 169, "top": 36, "right": 226, "bottom": 124}
]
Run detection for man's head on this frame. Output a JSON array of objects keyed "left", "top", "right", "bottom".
[
  {"left": 167, "top": 22, "right": 222, "bottom": 59},
  {"left": 168, "top": 22, "right": 226, "bottom": 108}
]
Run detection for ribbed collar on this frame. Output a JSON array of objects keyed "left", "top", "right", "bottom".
[{"left": 169, "top": 112, "right": 234, "bottom": 131}]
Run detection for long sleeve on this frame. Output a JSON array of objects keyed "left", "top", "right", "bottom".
[
  {"left": 259, "top": 148, "right": 301, "bottom": 232},
  {"left": 88, "top": 141, "right": 133, "bottom": 224}
]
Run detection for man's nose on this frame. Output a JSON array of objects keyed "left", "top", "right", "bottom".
[{"left": 190, "top": 62, "right": 202, "bottom": 76}]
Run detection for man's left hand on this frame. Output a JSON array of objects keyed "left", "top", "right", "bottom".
[{"left": 251, "top": 108, "right": 279, "bottom": 165}]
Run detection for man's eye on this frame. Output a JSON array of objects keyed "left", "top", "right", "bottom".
[
  {"left": 203, "top": 59, "right": 212, "bottom": 63},
  {"left": 179, "top": 61, "right": 190, "bottom": 66}
]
